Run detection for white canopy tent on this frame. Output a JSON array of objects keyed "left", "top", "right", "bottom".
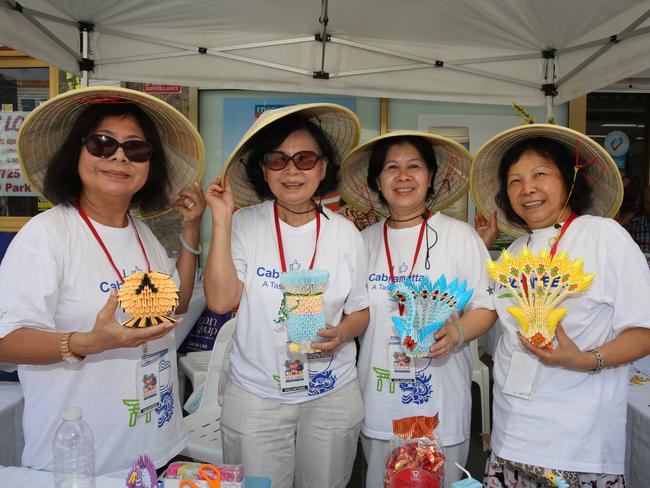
[{"left": 2, "top": 0, "right": 650, "bottom": 117}]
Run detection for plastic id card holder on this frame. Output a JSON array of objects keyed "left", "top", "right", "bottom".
[
  {"left": 388, "top": 337, "right": 415, "bottom": 383},
  {"left": 502, "top": 350, "right": 540, "bottom": 400},
  {"left": 136, "top": 354, "right": 163, "bottom": 415},
  {"left": 277, "top": 346, "right": 309, "bottom": 394}
]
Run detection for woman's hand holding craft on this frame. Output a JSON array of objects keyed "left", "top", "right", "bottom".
[
  {"left": 427, "top": 324, "right": 455, "bottom": 359},
  {"left": 205, "top": 174, "right": 235, "bottom": 225},
  {"left": 71, "top": 290, "right": 178, "bottom": 356},
  {"left": 313, "top": 325, "right": 345, "bottom": 353},
  {"left": 517, "top": 323, "right": 593, "bottom": 371}
]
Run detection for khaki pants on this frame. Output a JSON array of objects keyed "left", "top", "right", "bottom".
[
  {"left": 361, "top": 433, "right": 470, "bottom": 488},
  {"left": 222, "top": 381, "right": 364, "bottom": 488}
]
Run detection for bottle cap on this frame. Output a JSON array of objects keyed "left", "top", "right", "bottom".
[{"left": 62, "top": 406, "right": 83, "bottom": 421}]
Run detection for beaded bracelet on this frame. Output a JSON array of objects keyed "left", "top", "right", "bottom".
[
  {"left": 587, "top": 348, "right": 604, "bottom": 374},
  {"left": 449, "top": 321, "right": 465, "bottom": 350},
  {"left": 179, "top": 233, "right": 202, "bottom": 256}
]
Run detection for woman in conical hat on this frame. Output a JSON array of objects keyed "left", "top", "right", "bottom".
[
  {"left": 204, "top": 103, "right": 368, "bottom": 488},
  {"left": 0, "top": 86, "right": 206, "bottom": 474},
  {"left": 341, "top": 130, "right": 498, "bottom": 488},
  {"left": 471, "top": 124, "right": 650, "bottom": 487}
]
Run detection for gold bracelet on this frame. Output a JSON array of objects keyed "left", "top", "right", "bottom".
[
  {"left": 60, "top": 332, "right": 84, "bottom": 363},
  {"left": 449, "top": 321, "right": 465, "bottom": 350}
]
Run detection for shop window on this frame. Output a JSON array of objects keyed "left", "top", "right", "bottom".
[
  {"left": 587, "top": 93, "right": 650, "bottom": 220},
  {"left": 0, "top": 47, "right": 59, "bottom": 231}
]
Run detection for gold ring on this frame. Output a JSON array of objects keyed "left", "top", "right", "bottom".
[{"left": 186, "top": 201, "right": 195, "bottom": 209}]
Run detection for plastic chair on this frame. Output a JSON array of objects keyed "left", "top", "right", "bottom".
[
  {"left": 179, "top": 350, "right": 212, "bottom": 393},
  {"left": 181, "top": 317, "right": 237, "bottom": 464},
  {"left": 470, "top": 338, "right": 491, "bottom": 450}
]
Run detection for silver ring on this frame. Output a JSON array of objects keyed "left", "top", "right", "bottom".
[{"left": 186, "top": 201, "right": 195, "bottom": 209}]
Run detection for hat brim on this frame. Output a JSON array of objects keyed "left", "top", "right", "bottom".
[
  {"left": 223, "top": 103, "right": 360, "bottom": 208},
  {"left": 339, "top": 130, "right": 472, "bottom": 216},
  {"left": 17, "top": 86, "right": 205, "bottom": 218},
  {"left": 470, "top": 124, "right": 623, "bottom": 238}
]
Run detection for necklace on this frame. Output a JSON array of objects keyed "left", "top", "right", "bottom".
[
  {"left": 273, "top": 201, "right": 321, "bottom": 272},
  {"left": 274, "top": 199, "right": 319, "bottom": 215},
  {"left": 388, "top": 212, "right": 428, "bottom": 224}
]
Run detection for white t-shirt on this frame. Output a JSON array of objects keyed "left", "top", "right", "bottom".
[
  {"left": 0, "top": 205, "right": 186, "bottom": 475},
  {"left": 491, "top": 215, "right": 650, "bottom": 474},
  {"left": 358, "top": 213, "right": 494, "bottom": 445},
  {"left": 228, "top": 200, "right": 369, "bottom": 404}
]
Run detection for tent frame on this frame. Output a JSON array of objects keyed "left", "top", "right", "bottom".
[{"left": 3, "top": 0, "right": 650, "bottom": 118}]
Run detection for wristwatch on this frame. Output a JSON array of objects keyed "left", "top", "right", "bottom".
[{"left": 60, "top": 332, "right": 84, "bottom": 363}]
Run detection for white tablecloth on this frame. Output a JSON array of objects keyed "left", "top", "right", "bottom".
[
  {"left": 625, "top": 356, "right": 650, "bottom": 488},
  {"left": 0, "top": 382, "right": 24, "bottom": 467}
]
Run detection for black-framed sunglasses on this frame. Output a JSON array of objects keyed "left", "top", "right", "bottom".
[
  {"left": 262, "top": 150, "right": 322, "bottom": 171},
  {"left": 82, "top": 133, "right": 153, "bottom": 163}
]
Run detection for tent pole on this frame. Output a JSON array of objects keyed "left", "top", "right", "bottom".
[
  {"left": 78, "top": 22, "right": 95, "bottom": 87},
  {"left": 542, "top": 49, "right": 557, "bottom": 122}
]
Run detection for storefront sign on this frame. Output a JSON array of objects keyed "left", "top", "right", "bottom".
[
  {"left": 143, "top": 83, "right": 182, "bottom": 93},
  {"left": 0, "top": 111, "right": 37, "bottom": 196}
]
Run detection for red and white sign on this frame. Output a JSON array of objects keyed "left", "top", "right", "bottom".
[{"left": 143, "top": 83, "right": 182, "bottom": 94}]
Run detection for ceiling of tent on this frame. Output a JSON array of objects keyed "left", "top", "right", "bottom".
[{"left": 1, "top": 0, "right": 650, "bottom": 105}]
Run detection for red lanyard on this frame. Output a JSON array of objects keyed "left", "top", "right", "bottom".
[
  {"left": 384, "top": 213, "right": 428, "bottom": 315},
  {"left": 273, "top": 202, "right": 321, "bottom": 273},
  {"left": 527, "top": 211, "right": 577, "bottom": 257},
  {"left": 77, "top": 204, "right": 151, "bottom": 283},
  {"left": 549, "top": 211, "right": 577, "bottom": 256}
]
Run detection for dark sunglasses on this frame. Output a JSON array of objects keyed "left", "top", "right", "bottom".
[
  {"left": 262, "top": 150, "right": 322, "bottom": 171},
  {"left": 82, "top": 133, "right": 153, "bottom": 163}
]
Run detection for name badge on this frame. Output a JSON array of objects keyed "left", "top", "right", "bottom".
[
  {"left": 277, "top": 346, "right": 309, "bottom": 394},
  {"left": 136, "top": 349, "right": 168, "bottom": 415},
  {"left": 502, "top": 350, "right": 540, "bottom": 400},
  {"left": 388, "top": 337, "right": 415, "bottom": 383}
]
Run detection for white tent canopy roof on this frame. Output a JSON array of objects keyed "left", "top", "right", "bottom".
[{"left": 2, "top": 0, "right": 650, "bottom": 105}]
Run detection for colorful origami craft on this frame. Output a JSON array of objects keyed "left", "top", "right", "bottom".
[
  {"left": 276, "top": 269, "right": 330, "bottom": 353},
  {"left": 388, "top": 275, "right": 473, "bottom": 357},
  {"left": 487, "top": 245, "right": 594, "bottom": 348},
  {"left": 118, "top": 271, "right": 179, "bottom": 328}
]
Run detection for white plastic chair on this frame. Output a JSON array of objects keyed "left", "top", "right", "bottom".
[
  {"left": 180, "top": 317, "right": 236, "bottom": 464},
  {"left": 178, "top": 350, "right": 212, "bottom": 393},
  {"left": 470, "top": 338, "right": 491, "bottom": 450}
]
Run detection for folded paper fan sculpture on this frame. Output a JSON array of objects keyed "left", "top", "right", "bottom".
[
  {"left": 487, "top": 245, "right": 594, "bottom": 348},
  {"left": 276, "top": 269, "right": 330, "bottom": 353},
  {"left": 389, "top": 275, "right": 474, "bottom": 357},
  {"left": 118, "top": 271, "right": 180, "bottom": 328}
]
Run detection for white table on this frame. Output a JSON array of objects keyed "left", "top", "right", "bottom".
[
  {"left": 0, "top": 381, "right": 24, "bottom": 467},
  {"left": 0, "top": 466, "right": 271, "bottom": 487},
  {"left": 625, "top": 356, "right": 650, "bottom": 488}
]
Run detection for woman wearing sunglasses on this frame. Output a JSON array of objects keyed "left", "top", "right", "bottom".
[
  {"left": 204, "top": 104, "right": 368, "bottom": 488},
  {"left": 0, "top": 87, "right": 205, "bottom": 474}
]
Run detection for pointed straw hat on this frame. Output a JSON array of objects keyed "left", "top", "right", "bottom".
[
  {"left": 470, "top": 124, "right": 623, "bottom": 237},
  {"left": 222, "top": 103, "right": 360, "bottom": 208},
  {"left": 339, "top": 130, "right": 472, "bottom": 216},
  {"left": 17, "top": 86, "right": 205, "bottom": 218}
]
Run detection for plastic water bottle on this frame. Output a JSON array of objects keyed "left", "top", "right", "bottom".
[{"left": 52, "top": 406, "right": 96, "bottom": 488}]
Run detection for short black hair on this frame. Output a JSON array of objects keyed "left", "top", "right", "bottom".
[
  {"left": 43, "top": 103, "right": 171, "bottom": 213},
  {"left": 366, "top": 135, "right": 438, "bottom": 205},
  {"left": 244, "top": 114, "right": 339, "bottom": 200},
  {"left": 495, "top": 136, "right": 593, "bottom": 228}
]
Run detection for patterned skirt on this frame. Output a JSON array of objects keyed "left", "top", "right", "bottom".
[{"left": 483, "top": 452, "right": 626, "bottom": 488}]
